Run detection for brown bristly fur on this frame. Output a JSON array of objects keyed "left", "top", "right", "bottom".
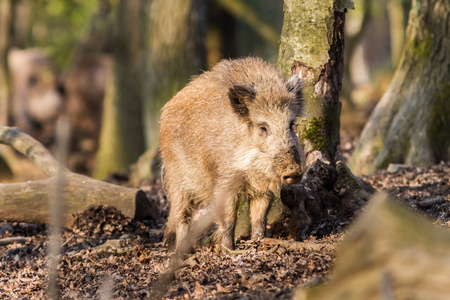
[{"left": 160, "top": 57, "right": 304, "bottom": 251}]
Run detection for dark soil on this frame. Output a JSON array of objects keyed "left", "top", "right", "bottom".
[{"left": 1, "top": 161, "right": 449, "bottom": 299}]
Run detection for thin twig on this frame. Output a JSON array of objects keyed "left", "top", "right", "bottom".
[{"left": 0, "top": 236, "right": 31, "bottom": 246}]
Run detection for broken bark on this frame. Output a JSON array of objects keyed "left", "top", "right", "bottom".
[{"left": 0, "top": 126, "right": 159, "bottom": 226}]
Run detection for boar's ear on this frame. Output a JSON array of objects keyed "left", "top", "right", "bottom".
[
  {"left": 286, "top": 74, "right": 304, "bottom": 115},
  {"left": 228, "top": 83, "right": 257, "bottom": 118}
]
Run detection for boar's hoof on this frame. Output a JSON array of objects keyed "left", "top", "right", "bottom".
[
  {"left": 221, "top": 236, "right": 235, "bottom": 251},
  {"left": 282, "top": 172, "right": 302, "bottom": 185},
  {"left": 251, "top": 231, "right": 265, "bottom": 241}
]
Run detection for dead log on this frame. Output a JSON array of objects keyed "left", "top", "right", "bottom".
[
  {"left": 294, "top": 193, "right": 450, "bottom": 300},
  {"left": 0, "top": 126, "right": 159, "bottom": 225}
]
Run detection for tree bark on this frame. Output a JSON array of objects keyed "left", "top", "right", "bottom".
[
  {"left": 142, "top": 0, "right": 207, "bottom": 150},
  {"left": 342, "top": 0, "right": 371, "bottom": 108},
  {"left": 10, "top": 0, "right": 32, "bottom": 48},
  {"left": 350, "top": 0, "right": 450, "bottom": 175},
  {"left": 387, "top": 0, "right": 407, "bottom": 67},
  {"left": 0, "top": 0, "right": 11, "bottom": 126},
  {"left": 274, "top": 0, "right": 372, "bottom": 232},
  {"left": 93, "top": 0, "right": 147, "bottom": 179},
  {"left": 0, "top": 126, "right": 159, "bottom": 225},
  {"left": 0, "top": 173, "right": 155, "bottom": 226},
  {"left": 0, "top": 0, "right": 12, "bottom": 174}
]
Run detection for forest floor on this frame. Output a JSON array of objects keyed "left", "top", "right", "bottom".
[{"left": 1, "top": 132, "right": 449, "bottom": 299}]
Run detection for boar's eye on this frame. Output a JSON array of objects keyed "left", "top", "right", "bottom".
[{"left": 258, "top": 123, "right": 269, "bottom": 136}]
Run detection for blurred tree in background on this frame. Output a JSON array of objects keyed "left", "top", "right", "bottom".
[
  {"left": 350, "top": 0, "right": 450, "bottom": 174},
  {"left": 93, "top": 0, "right": 146, "bottom": 179},
  {"left": 27, "top": 0, "right": 99, "bottom": 70},
  {"left": 0, "top": 0, "right": 11, "bottom": 126},
  {"left": 142, "top": 0, "right": 207, "bottom": 151}
]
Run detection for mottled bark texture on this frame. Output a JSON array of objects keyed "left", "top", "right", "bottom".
[
  {"left": 142, "top": 0, "right": 207, "bottom": 150},
  {"left": 270, "top": 0, "right": 372, "bottom": 236},
  {"left": 94, "top": 0, "right": 146, "bottom": 179},
  {"left": 350, "top": 0, "right": 450, "bottom": 175}
]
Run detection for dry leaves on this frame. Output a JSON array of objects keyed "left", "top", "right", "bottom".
[{"left": 1, "top": 162, "right": 449, "bottom": 298}]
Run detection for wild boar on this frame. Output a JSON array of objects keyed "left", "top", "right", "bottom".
[{"left": 160, "top": 57, "right": 304, "bottom": 251}]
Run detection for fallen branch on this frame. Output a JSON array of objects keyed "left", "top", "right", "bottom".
[
  {"left": 0, "top": 236, "right": 31, "bottom": 246},
  {"left": 0, "top": 126, "right": 67, "bottom": 176},
  {"left": 417, "top": 196, "right": 447, "bottom": 208},
  {"left": 0, "top": 126, "right": 159, "bottom": 225}
]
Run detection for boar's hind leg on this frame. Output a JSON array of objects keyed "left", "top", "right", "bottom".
[
  {"left": 250, "top": 192, "right": 274, "bottom": 240},
  {"left": 164, "top": 189, "right": 192, "bottom": 253}
]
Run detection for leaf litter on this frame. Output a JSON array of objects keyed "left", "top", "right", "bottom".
[{"left": 1, "top": 162, "right": 449, "bottom": 299}]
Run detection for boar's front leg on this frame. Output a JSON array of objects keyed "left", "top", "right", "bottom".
[
  {"left": 218, "top": 199, "right": 239, "bottom": 250},
  {"left": 215, "top": 179, "right": 242, "bottom": 250},
  {"left": 250, "top": 192, "right": 274, "bottom": 240}
]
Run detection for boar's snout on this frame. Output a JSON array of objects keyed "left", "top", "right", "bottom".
[
  {"left": 282, "top": 169, "right": 303, "bottom": 185},
  {"left": 279, "top": 145, "right": 303, "bottom": 185}
]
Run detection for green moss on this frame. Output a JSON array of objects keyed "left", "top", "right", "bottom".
[
  {"left": 301, "top": 117, "right": 329, "bottom": 151},
  {"left": 406, "top": 29, "right": 433, "bottom": 60},
  {"left": 428, "top": 84, "right": 450, "bottom": 162}
]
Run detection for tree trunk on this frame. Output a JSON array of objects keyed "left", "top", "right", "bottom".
[
  {"left": 387, "top": 0, "right": 406, "bottom": 67},
  {"left": 342, "top": 0, "right": 371, "bottom": 108},
  {"left": 0, "top": 0, "right": 12, "bottom": 174},
  {"left": 10, "top": 0, "right": 32, "bottom": 49},
  {"left": 65, "top": 0, "right": 113, "bottom": 68},
  {"left": 0, "top": 0, "right": 11, "bottom": 126},
  {"left": 350, "top": 0, "right": 450, "bottom": 175},
  {"left": 93, "top": 0, "right": 147, "bottom": 179},
  {"left": 142, "top": 0, "right": 207, "bottom": 150},
  {"left": 274, "top": 0, "right": 372, "bottom": 234}
]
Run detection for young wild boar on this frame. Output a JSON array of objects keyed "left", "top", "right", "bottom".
[{"left": 160, "top": 57, "right": 304, "bottom": 251}]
